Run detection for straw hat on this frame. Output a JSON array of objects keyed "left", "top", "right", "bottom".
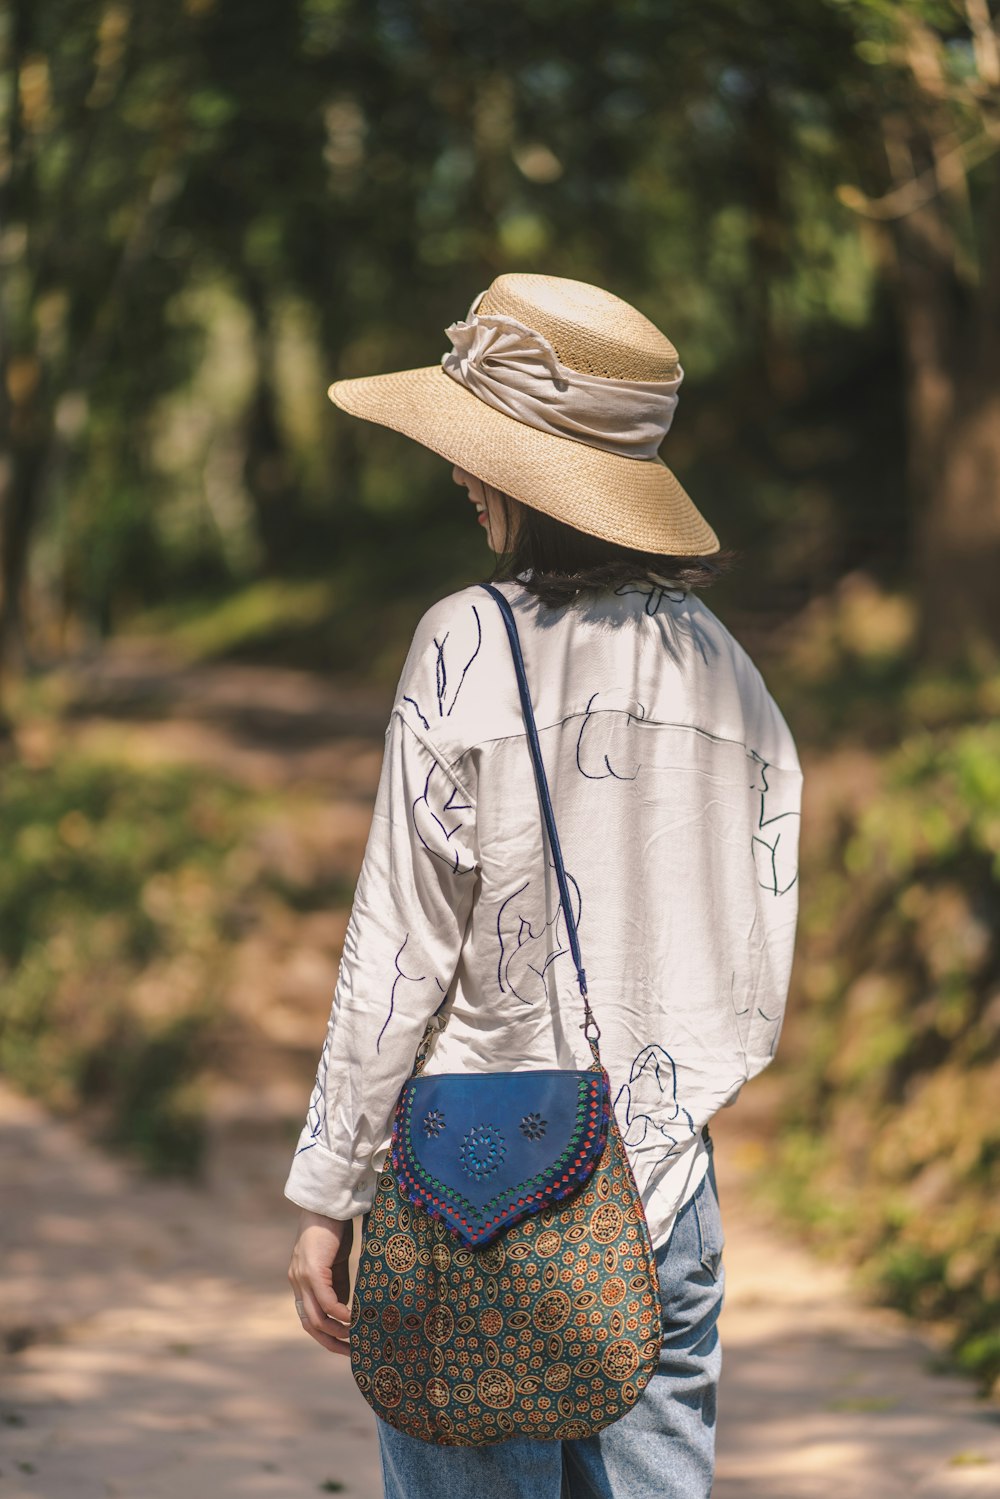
[{"left": 327, "top": 273, "right": 720, "bottom": 556}]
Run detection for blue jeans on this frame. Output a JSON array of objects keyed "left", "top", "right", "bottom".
[{"left": 376, "top": 1137, "right": 726, "bottom": 1499}]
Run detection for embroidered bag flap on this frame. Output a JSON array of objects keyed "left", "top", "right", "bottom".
[{"left": 391, "top": 1068, "right": 611, "bottom": 1248}]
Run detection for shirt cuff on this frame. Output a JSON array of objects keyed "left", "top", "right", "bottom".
[{"left": 282, "top": 1137, "right": 379, "bottom": 1220}]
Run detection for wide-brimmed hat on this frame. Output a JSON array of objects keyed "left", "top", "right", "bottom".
[{"left": 327, "top": 272, "right": 720, "bottom": 556}]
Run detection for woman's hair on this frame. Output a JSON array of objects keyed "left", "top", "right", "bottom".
[{"left": 484, "top": 487, "right": 742, "bottom": 608}]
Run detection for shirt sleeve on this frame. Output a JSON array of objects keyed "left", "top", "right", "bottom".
[
  {"left": 735, "top": 670, "right": 804, "bottom": 1090},
  {"left": 686, "top": 675, "right": 803, "bottom": 1127},
  {"left": 742, "top": 750, "right": 802, "bottom": 1080},
  {"left": 282, "top": 702, "right": 479, "bottom": 1220}
]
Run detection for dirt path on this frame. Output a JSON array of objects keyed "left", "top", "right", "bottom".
[
  {"left": 3, "top": 652, "right": 999, "bottom": 1497},
  {"left": 4, "top": 1081, "right": 998, "bottom": 1499}
]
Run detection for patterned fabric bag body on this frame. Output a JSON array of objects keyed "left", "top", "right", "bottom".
[{"left": 350, "top": 582, "right": 661, "bottom": 1446}]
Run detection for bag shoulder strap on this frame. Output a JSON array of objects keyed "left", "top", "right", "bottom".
[{"left": 477, "top": 581, "right": 601, "bottom": 1054}]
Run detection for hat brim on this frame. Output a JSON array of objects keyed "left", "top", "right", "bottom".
[{"left": 328, "top": 365, "right": 720, "bottom": 556}]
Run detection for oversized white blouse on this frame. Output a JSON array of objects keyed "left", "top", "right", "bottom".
[{"left": 283, "top": 572, "right": 803, "bottom": 1249}]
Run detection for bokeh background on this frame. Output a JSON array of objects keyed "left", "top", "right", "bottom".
[{"left": 2, "top": 0, "right": 999, "bottom": 1405}]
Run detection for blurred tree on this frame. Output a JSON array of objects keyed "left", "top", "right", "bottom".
[
  {"left": 173, "top": 0, "right": 333, "bottom": 569},
  {"left": 3, "top": 0, "right": 998, "bottom": 720},
  {"left": 0, "top": 0, "right": 197, "bottom": 731},
  {"left": 832, "top": 0, "right": 1000, "bottom": 669}
]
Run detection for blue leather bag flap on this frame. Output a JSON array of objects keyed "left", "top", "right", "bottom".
[{"left": 390, "top": 1069, "right": 611, "bottom": 1248}]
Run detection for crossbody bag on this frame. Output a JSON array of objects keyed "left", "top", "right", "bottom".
[{"left": 349, "top": 581, "right": 661, "bottom": 1445}]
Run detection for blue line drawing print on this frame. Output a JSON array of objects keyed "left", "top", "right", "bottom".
[
  {"left": 496, "top": 861, "right": 583, "bottom": 1005},
  {"left": 575, "top": 691, "right": 647, "bottom": 780},
  {"left": 400, "top": 603, "right": 484, "bottom": 729},
  {"left": 433, "top": 603, "right": 483, "bottom": 717},
  {"left": 411, "top": 760, "right": 476, "bottom": 874},
  {"left": 614, "top": 1045, "right": 697, "bottom": 1166},
  {"left": 748, "top": 751, "right": 800, "bottom": 896},
  {"left": 614, "top": 579, "right": 686, "bottom": 616},
  {"left": 434, "top": 603, "right": 482, "bottom": 716},
  {"left": 402, "top": 695, "right": 429, "bottom": 730},
  {"left": 295, "top": 1029, "right": 331, "bottom": 1155},
  {"left": 378, "top": 933, "right": 439, "bottom": 1053},
  {"left": 756, "top": 1005, "right": 782, "bottom": 1060},
  {"left": 729, "top": 967, "right": 752, "bottom": 1051},
  {"left": 615, "top": 581, "right": 716, "bottom": 666}
]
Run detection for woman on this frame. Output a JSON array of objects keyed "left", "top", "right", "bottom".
[{"left": 285, "top": 273, "right": 803, "bottom": 1498}]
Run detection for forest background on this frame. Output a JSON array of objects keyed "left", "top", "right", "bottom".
[{"left": 2, "top": 0, "right": 999, "bottom": 1400}]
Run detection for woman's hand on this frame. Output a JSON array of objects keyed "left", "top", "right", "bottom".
[{"left": 288, "top": 1209, "right": 355, "bottom": 1356}]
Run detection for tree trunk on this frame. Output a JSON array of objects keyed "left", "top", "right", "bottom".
[
  {"left": 240, "top": 281, "right": 304, "bottom": 574},
  {"left": 913, "top": 385, "right": 1000, "bottom": 667},
  {"left": 890, "top": 140, "right": 1000, "bottom": 669},
  {"left": 0, "top": 430, "right": 46, "bottom": 738}
]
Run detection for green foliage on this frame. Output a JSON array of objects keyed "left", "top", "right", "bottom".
[
  {"left": 130, "top": 578, "right": 341, "bottom": 665},
  {"left": 767, "top": 572, "right": 1000, "bottom": 745},
  {"left": 2, "top": 0, "right": 997, "bottom": 680},
  {"left": 6, "top": 0, "right": 926, "bottom": 662},
  {"left": 0, "top": 755, "right": 252, "bottom": 1173},
  {"left": 766, "top": 718, "right": 1000, "bottom": 1394}
]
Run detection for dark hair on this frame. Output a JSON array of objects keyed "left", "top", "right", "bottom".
[{"left": 484, "top": 489, "right": 742, "bottom": 609}]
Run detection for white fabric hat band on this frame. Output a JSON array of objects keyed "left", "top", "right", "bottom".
[{"left": 441, "top": 290, "right": 684, "bottom": 462}]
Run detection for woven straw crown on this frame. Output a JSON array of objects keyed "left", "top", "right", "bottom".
[
  {"left": 476, "top": 274, "right": 680, "bottom": 382},
  {"left": 328, "top": 272, "right": 720, "bottom": 557}
]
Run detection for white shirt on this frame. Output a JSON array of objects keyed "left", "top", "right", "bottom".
[{"left": 283, "top": 571, "right": 803, "bottom": 1248}]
